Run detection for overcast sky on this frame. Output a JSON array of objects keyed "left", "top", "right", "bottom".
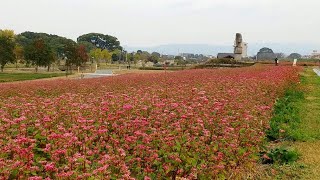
[{"left": 1, "top": 0, "right": 319, "bottom": 47}]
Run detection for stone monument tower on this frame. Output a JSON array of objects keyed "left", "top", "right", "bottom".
[{"left": 233, "top": 33, "right": 248, "bottom": 60}]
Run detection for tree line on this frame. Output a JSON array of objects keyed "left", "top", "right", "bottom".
[
  {"left": 0, "top": 30, "right": 129, "bottom": 72},
  {"left": 0, "top": 29, "right": 201, "bottom": 72}
]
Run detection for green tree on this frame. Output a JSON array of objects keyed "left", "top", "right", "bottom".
[
  {"left": 101, "top": 49, "right": 111, "bottom": 64},
  {"left": 140, "top": 51, "right": 150, "bottom": 62},
  {"left": 77, "top": 33, "right": 122, "bottom": 51},
  {"left": 17, "top": 31, "right": 76, "bottom": 61},
  {"left": 78, "top": 41, "right": 96, "bottom": 53},
  {"left": 128, "top": 53, "right": 134, "bottom": 62},
  {"left": 63, "top": 41, "right": 77, "bottom": 73},
  {"left": 0, "top": 29, "right": 16, "bottom": 72},
  {"left": 148, "top": 52, "right": 160, "bottom": 64},
  {"left": 175, "top": 56, "right": 185, "bottom": 65},
  {"left": 89, "top": 48, "right": 103, "bottom": 66},
  {"left": 0, "top": 29, "right": 15, "bottom": 39},
  {"left": 134, "top": 53, "right": 141, "bottom": 60},
  {"left": 49, "top": 36, "right": 76, "bottom": 59},
  {"left": 175, "top": 56, "right": 183, "bottom": 60},
  {"left": 24, "top": 39, "right": 55, "bottom": 72},
  {"left": 13, "top": 45, "right": 24, "bottom": 69},
  {"left": 151, "top": 52, "right": 161, "bottom": 58},
  {"left": 133, "top": 53, "right": 141, "bottom": 66},
  {"left": 111, "top": 49, "right": 122, "bottom": 62},
  {"left": 288, "top": 53, "right": 302, "bottom": 59},
  {"left": 111, "top": 53, "right": 119, "bottom": 62}
]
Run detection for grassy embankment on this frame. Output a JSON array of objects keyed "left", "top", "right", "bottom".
[
  {"left": 262, "top": 67, "right": 320, "bottom": 179},
  {"left": 291, "top": 67, "right": 320, "bottom": 179}
]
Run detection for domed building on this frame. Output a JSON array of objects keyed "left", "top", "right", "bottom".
[{"left": 256, "top": 47, "right": 276, "bottom": 60}]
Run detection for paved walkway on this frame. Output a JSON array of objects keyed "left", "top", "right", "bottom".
[
  {"left": 81, "top": 69, "right": 114, "bottom": 79},
  {"left": 313, "top": 68, "right": 320, "bottom": 76}
]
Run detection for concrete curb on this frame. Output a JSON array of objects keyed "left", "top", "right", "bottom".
[{"left": 313, "top": 68, "right": 320, "bottom": 76}]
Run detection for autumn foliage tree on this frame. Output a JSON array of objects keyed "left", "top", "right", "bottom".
[
  {"left": 0, "top": 29, "right": 16, "bottom": 72},
  {"left": 13, "top": 45, "right": 24, "bottom": 69},
  {"left": 24, "top": 39, "right": 55, "bottom": 72},
  {"left": 76, "top": 45, "right": 89, "bottom": 67},
  {"left": 89, "top": 48, "right": 102, "bottom": 66},
  {"left": 89, "top": 48, "right": 111, "bottom": 66},
  {"left": 64, "top": 42, "right": 88, "bottom": 72}
]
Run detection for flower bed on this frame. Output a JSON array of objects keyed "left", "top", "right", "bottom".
[{"left": 0, "top": 66, "right": 300, "bottom": 179}]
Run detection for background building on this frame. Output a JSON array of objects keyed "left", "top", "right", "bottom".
[{"left": 311, "top": 50, "right": 320, "bottom": 59}]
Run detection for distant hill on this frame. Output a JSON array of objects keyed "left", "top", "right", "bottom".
[{"left": 124, "top": 43, "right": 319, "bottom": 57}]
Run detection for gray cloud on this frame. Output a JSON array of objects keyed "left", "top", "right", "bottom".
[{"left": 1, "top": 0, "right": 319, "bottom": 47}]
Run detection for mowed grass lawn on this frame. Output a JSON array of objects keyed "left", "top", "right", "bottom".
[
  {"left": 257, "top": 67, "right": 320, "bottom": 179},
  {"left": 273, "top": 67, "right": 320, "bottom": 179},
  {"left": 292, "top": 67, "right": 320, "bottom": 179},
  {"left": 0, "top": 73, "right": 66, "bottom": 82}
]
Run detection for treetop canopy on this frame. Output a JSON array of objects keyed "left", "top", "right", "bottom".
[{"left": 77, "top": 33, "right": 122, "bottom": 51}]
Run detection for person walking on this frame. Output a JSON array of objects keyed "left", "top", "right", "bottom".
[{"left": 275, "top": 58, "right": 279, "bottom": 66}]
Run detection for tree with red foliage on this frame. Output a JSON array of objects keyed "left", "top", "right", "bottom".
[
  {"left": 76, "top": 44, "right": 88, "bottom": 67},
  {"left": 64, "top": 42, "right": 88, "bottom": 73},
  {"left": 24, "top": 38, "right": 55, "bottom": 72}
]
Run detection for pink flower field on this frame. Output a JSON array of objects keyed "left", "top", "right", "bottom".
[{"left": 0, "top": 66, "right": 299, "bottom": 179}]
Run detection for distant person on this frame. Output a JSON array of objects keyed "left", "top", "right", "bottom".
[{"left": 275, "top": 58, "right": 279, "bottom": 66}]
